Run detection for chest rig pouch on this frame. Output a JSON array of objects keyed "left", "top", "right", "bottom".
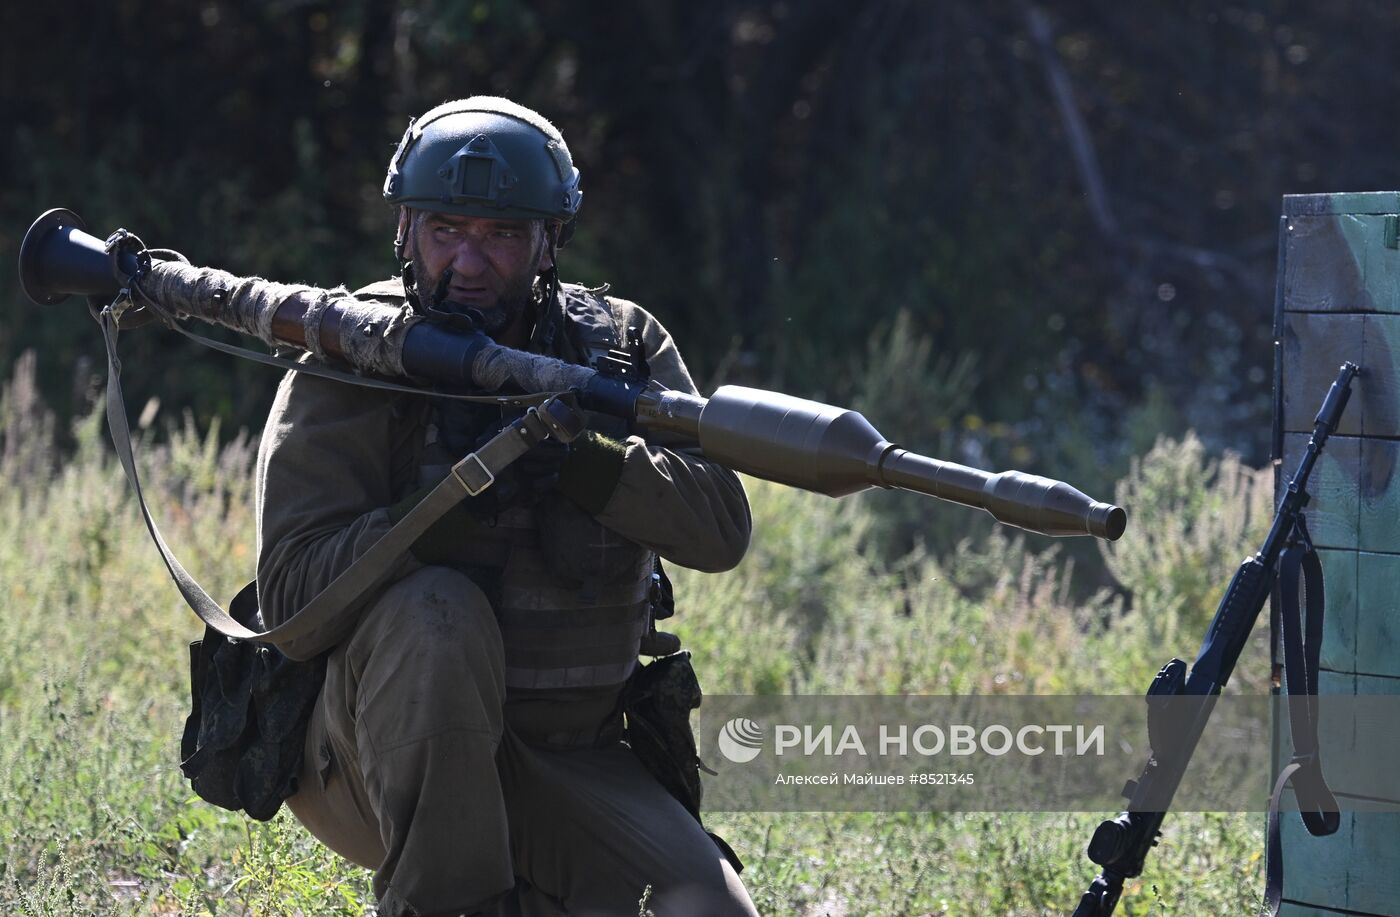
[
  {"left": 543, "top": 288, "right": 739, "bottom": 871},
  {"left": 179, "top": 583, "right": 325, "bottom": 821},
  {"left": 417, "top": 288, "right": 655, "bottom": 701},
  {"left": 623, "top": 633, "right": 744, "bottom": 872}
]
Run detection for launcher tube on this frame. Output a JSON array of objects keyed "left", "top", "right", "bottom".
[
  {"left": 19, "top": 216, "right": 1125, "bottom": 540},
  {"left": 145, "top": 261, "right": 1127, "bottom": 539}
]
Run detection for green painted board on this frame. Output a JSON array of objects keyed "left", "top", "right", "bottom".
[
  {"left": 1279, "top": 799, "right": 1352, "bottom": 909},
  {"left": 1275, "top": 192, "right": 1400, "bottom": 916},
  {"left": 1283, "top": 213, "right": 1400, "bottom": 315},
  {"left": 1346, "top": 809, "right": 1400, "bottom": 914},
  {"left": 1280, "top": 802, "right": 1400, "bottom": 915},
  {"left": 1278, "top": 673, "right": 1400, "bottom": 804},
  {"left": 1276, "top": 673, "right": 1354, "bottom": 800},
  {"left": 1334, "top": 674, "right": 1400, "bottom": 803},
  {"left": 1364, "top": 218, "right": 1400, "bottom": 315},
  {"left": 1279, "top": 434, "right": 1400, "bottom": 554},
  {"left": 1359, "top": 438, "right": 1400, "bottom": 554},
  {"left": 1359, "top": 314, "right": 1400, "bottom": 436},
  {"left": 1281, "top": 434, "right": 1361, "bottom": 550},
  {"left": 1280, "top": 312, "right": 1365, "bottom": 436},
  {"left": 1279, "top": 312, "right": 1400, "bottom": 438},
  {"left": 1315, "top": 549, "right": 1357, "bottom": 675},
  {"left": 1284, "top": 192, "right": 1400, "bottom": 216},
  {"left": 1317, "top": 670, "right": 1356, "bottom": 697},
  {"left": 1277, "top": 902, "right": 1363, "bottom": 917},
  {"left": 1283, "top": 215, "right": 1370, "bottom": 312},
  {"left": 1353, "top": 556, "right": 1400, "bottom": 679}
]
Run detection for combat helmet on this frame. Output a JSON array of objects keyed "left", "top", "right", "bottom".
[{"left": 384, "top": 96, "right": 582, "bottom": 237}]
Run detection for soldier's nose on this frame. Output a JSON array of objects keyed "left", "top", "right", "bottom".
[{"left": 450, "top": 240, "right": 489, "bottom": 278}]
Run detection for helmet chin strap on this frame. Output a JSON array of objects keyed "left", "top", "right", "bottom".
[
  {"left": 400, "top": 261, "right": 425, "bottom": 314},
  {"left": 394, "top": 218, "right": 428, "bottom": 315},
  {"left": 544, "top": 226, "right": 562, "bottom": 318},
  {"left": 421, "top": 267, "right": 492, "bottom": 333}
]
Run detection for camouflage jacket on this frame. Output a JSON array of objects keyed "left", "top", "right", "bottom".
[{"left": 252, "top": 278, "right": 752, "bottom": 662}]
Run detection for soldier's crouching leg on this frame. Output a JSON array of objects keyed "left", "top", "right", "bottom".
[
  {"left": 287, "top": 565, "right": 512, "bottom": 917},
  {"left": 497, "top": 740, "right": 759, "bottom": 916}
]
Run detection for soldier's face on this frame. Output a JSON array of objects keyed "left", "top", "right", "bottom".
[{"left": 403, "top": 210, "right": 552, "bottom": 336}]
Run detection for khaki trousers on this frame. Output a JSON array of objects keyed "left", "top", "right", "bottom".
[{"left": 286, "top": 566, "right": 756, "bottom": 917}]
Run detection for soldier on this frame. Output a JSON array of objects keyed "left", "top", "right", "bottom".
[{"left": 255, "top": 97, "right": 757, "bottom": 916}]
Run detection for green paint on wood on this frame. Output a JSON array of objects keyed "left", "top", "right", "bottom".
[
  {"left": 1281, "top": 313, "right": 1365, "bottom": 435},
  {"left": 1338, "top": 215, "right": 1400, "bottom": 314},
  {"left": 1316, "top": 549, "right": 1357, "bottom": 675},
  {"left": 1282, "top": 433, "right": 1360, "bottom": 550},
  {"left": 1354, "top": 672, "right": 1400, "bottom": 696},
  {"left": 1284, "top": 191, "right": 1400, "bottom": 216},
  {"left": 1278, "top": 903, "right": 1362, "bottom": 917},
  {"left": 1275, "top": 191, "right": 1400, "bottom": 914},
  {"left": 1274, "top": 790, "right": 1400, "bottom": 914},
  {"left": 1283, "top": 212, "right": 1400, "bottom": 315},
  {"left": 1317, "top": 670, "right": 1358, "bottom": 696},
  {"left": 1359, "top": 438, "right": 1400, "bottom": 554},
  {"left": 1276, "top": 313, "right": 1400, "bottom": 439},
  {"left": 1279, "top": 313, "right": 1400, "bottom": 438},
  {"left": 1300, "top": 673, "right": 1383, "bottom": 804},
  {"left": 1276, "top": 673, "right": 1355, "bottom": 802},
  {"left": 1279, "top": 796, "right": 1352, "bottom": 908},
  {"left": 1358, "top": 315, "right": 1400, "bottom": 438},
  {"left": 1285, "top": 216, "right": 1368, "bottom": 312},
  {"left": 1274, "top": 672, "right": 1400, "bottom": 804},
  {"left": 1353, "top": 556, "right": 1400, "bottom": 679},
  {"left": 1346, "top": 810, "right": 1400, "bottom": 914},
  {"left": 1339, "top": 675, "right": 1400, "bottom": 803}
]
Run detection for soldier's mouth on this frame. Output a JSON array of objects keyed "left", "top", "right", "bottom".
[
  {"left": 429, "top": 268, "right": 495, "bottom": 309},
  {"left": 448, "top": 286, "right": 492, "bottom": 303}
]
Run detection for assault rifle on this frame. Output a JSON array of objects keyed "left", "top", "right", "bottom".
[{"left": 1072, "top": 362, "right": 1358, "bottom": 917}]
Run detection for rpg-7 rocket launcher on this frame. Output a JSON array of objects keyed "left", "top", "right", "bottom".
[{"left": 20, "top": 208, "right": 1125, "bottom": 541}]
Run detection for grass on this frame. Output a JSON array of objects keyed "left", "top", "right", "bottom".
[{"left": 0, "top": 352, "right": 1272, "bottom": 916}]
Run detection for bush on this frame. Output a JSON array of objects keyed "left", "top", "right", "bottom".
[{"left": 0, "top": 354, "right": 1268, "bottom": 914}]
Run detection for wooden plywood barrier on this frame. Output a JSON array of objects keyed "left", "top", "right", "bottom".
[{"left": 1272, "top": 192, "right": 1400, "bottom": 916}]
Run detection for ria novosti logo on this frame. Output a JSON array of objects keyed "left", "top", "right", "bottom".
[
  {"left": 717, "top": 717, "right": 765, "bottom": 764},
  {"left": 715, "top": 716, "right": 1106, "bottom": 764}
]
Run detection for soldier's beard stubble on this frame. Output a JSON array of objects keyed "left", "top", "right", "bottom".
[{"left": 414, "top": 256, "right": 538, "bottom": 337}]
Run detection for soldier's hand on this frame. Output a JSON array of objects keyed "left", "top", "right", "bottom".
[
  {"left": 386, "top": 435, "right": 571, "bottom": 566},
  {"left": 387, "top": 425, "right": 630, "bottom": 545},
  {"left": 491, "top": 436, "right": 570, "bottom": 510},
  {"left": 470, "top": 426, "right": 632, "bottom": 516}
]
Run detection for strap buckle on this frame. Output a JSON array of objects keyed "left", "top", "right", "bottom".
[
  {"left": 451, "top": 452, "right": 495, "bottom": 496},
  {"left": 537, "top": 395, "right": 585, "bottom": 443}
]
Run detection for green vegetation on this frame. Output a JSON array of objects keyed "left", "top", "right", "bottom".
[
  {"left": 0, "top": 349, "right": 1272, "bottom": 916},
  {"left": 8, "top": 2, "right": 1381, "bottom": 470}
]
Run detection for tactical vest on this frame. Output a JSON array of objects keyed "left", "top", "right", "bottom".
[{"left": 359, "top": 278, "right": 654, "bottom": 718}]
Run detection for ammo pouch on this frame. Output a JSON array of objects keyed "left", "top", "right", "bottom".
[
  {"left": 622, "top": 650, "right": 742, "bottom": 872},
  {"left": 179, "top": 583, "right": 325, "bottom": 821}
]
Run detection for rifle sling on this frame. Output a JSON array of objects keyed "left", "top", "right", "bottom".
[
  {"left": 1262, "top": 516, "right": 1341, "bottom": 917},
  {"left": 97, "top": 300, "right": 566, "bottom": 652}
]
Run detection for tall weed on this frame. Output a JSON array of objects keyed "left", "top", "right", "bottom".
[{"left": 0, "top": 353, "right": 1269, "bottom": 914}]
